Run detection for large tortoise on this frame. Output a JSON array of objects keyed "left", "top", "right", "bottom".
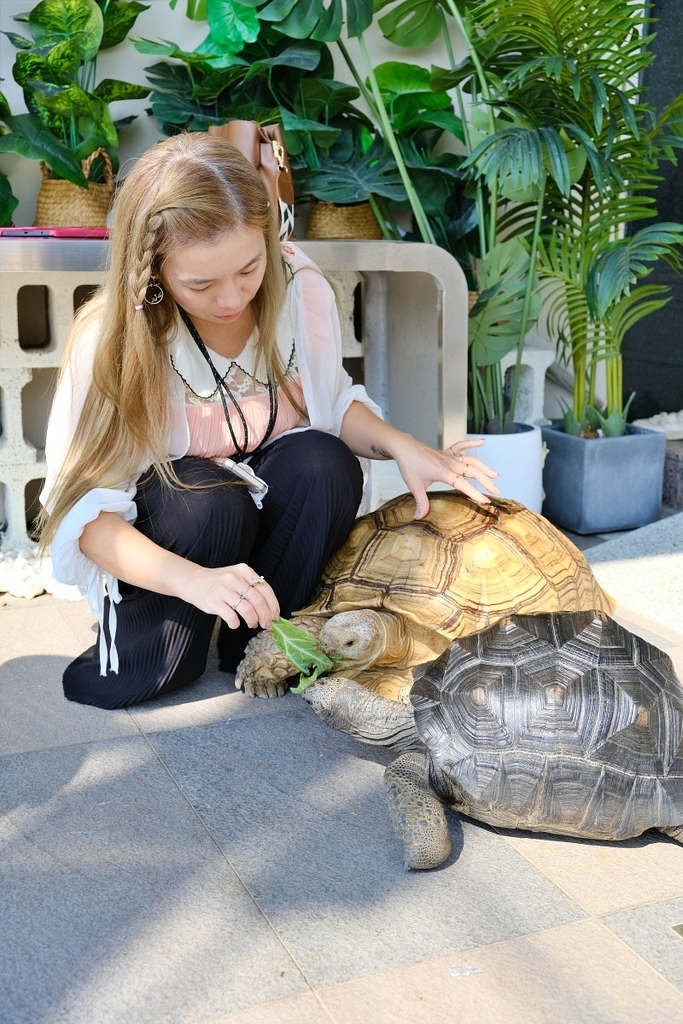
[
  {"left": 302, "top": 611, "right": 683, "bottom": 869},
  {"left": 236, "top": 492, "right": 614, "bottom": 699}
]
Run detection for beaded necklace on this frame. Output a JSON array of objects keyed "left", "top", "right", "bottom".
[{"left": 178, "top": 307, "right": 278, "bottom": 462}]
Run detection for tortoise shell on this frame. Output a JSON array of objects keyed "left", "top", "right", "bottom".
[
  {"left": 411, "top": 611, "right": 683, "bottom": 840},
  {"left": 307, "top": 493, "right": 613, "bottom": 640}
]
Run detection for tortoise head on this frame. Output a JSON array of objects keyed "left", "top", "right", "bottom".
[{"left": 319, "top": 609, "right": 388, "bottom": 669}]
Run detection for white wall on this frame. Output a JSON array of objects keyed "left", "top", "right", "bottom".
[{"left": 0, "top": 0, "right": 454, "bottom": 226}]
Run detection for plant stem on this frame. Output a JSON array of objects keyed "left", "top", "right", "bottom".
[
  {"left": 355, "top": 34, "right": 436, "bottom": 245},
  {"left": 368, "top": 194, "right": 393, "bottom": 239},
  {"left": 442, "top": 0, "right": 499, "bottom": 254},
  {"left": 507, "top": 181, "right": 545, "bottom": 424}
]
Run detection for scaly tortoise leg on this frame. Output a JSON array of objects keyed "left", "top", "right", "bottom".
[
  {"left": 384, "top": 751, "right": 451, "bottom": 870},
  {"left": 235, "top": 614, "right": 325, "bottom": 698},
  {"left": 660, "top": 825, "right": 683, "bottom": 844}
]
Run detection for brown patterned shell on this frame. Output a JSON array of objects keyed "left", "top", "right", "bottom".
[
  {"left": 306, "top": 493, "right": 613, "bottom": 640},
  {"left": 412, "top": 612, "right": 683, "bottom": 840}
]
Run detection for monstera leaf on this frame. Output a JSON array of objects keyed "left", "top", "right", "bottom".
[
  {"left": 238, "top": 0, "right": 373, "bottom": 41},
  {"left": 375, "top": 0, "right": 454, "bottom": 49},
  {"left": 469, "top": 238, "right": 542, "bottom": 367},
  {"left": 295, "top": 136, "right": 407, "bottom": 203}
]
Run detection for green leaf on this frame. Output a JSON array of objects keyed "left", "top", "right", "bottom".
[
  {"left": 100, "top": 1, "right": 150, "bottom": 50},
  {"left": 270, "top": 617, "right": 339, "bottom": 693},
  {"left": 295, "top": 138, "right": 406, "bottom": 203},
  {"left": 28, "top": 0, "right": 103, "bottom": 61},
  {"left": 242, "top": 42, "right": 322, "bottom": 79},
  {"left": 2, "top": 31, "right": 34, "bottom": 50},
  {"left": 29, "top": 80, "right": 118, "bottom": 148},
  {"left": 240, "top": 0, "right": 373, "bottom": 40},
  {"left": 206, "top": 0, "right": 260, "bottom": 50},
  {"left": 469, "top": 238, "right": 541, "bottom": 367},
  {"left": 0, "top": 168, "right": 19, "bottom": 226},
  {"left": 0, "top": 112, "right": 87, "bottom": 185},
  {"left": 590, "top": 223, "right": 683, "bottom": 317},
  {"left": 281, "top": 110, "right": 340, "bottom": 150},
  {"left": 94, "top": 78, "right": 150, "bottom": 103},
  {"left": 0, "top": 90, "right": 11, "bottom": 121},
  {"left": 376, "top": 0, "right": 445, "bottom": 49}
]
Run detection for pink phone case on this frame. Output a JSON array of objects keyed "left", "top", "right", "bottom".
[{"left": 0, "top": 226, "right": 109, "bottom": 238}]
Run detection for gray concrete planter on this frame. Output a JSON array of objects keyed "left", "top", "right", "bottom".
[{"left": 540, "top": 422, "right": 666, "bottom": 534}]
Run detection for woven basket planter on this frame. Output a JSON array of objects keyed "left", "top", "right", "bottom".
[
  {"left": 306, "top": 199, "right": 383, "bottom": 240},
  {"left": 34, "top": 148, "right": 114, "bottom": 227}
]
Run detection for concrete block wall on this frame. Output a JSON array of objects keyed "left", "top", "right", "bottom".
[{"left": 0, "top": 265, "right": 106, "bottom": 548}]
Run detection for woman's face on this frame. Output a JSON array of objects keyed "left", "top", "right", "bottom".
[{"left": 160, "top": 225, "right": 267, "bottom": 336}]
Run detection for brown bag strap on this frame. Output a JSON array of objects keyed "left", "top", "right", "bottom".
[{"left": 208, "top": 120, "right": 295, "bottom": 209}]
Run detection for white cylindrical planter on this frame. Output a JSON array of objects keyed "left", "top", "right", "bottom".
[{"left": 466, "top": 424, "right": 544, "bottom": 513}]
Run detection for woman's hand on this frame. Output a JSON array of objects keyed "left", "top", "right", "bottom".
[
  {"left": 339, "top": 402, "right": 500, "bottom": 521},
  {"left": 80, "top": 513, "right": 279, "bottom": 628},
  {"left": 184, "top": 563, "right": 280, "bottom": 630},
  {"left": 391, "top": 436, "right": 500, "bottom": 520}
]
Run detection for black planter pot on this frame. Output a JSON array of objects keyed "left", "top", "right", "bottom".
[{"left": 540, "top": 422, "right": 666, "bottom": 534}]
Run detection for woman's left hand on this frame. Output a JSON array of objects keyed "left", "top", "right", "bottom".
[{"left": 393, "top": 435, "right": 500, "bottom": 520}]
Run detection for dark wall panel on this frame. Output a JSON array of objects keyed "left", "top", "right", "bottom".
[{"left": 623, "top": 0, "right": 683, "bottom": 418}]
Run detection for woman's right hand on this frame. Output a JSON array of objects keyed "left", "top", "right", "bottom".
[
  {"left": 80, "top": 513, "right": 279, "bottom": 628},
  {"left": 185, "top": 563, "right": 280, "bottom": 630}
]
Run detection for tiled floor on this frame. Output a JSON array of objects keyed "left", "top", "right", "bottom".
[{"left": 1, "top": 510, "right": 683, "bottom": 1024}]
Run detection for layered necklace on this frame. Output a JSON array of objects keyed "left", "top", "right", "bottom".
[{"left": 178, "top": 307, "right": 278, "bottom": 462}]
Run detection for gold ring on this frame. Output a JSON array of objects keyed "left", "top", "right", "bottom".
[
  {"left": 462, "top": 465, "right": 469, "bottom": 478},
  {"left": 250, "top": 576, "right": 266, "bottom": 586},
  {"left": 233, "top": 595, "right": 245, "bottom": 608},
  {"left": 456, "top": 454, "right": 464, "bottom": 463}
]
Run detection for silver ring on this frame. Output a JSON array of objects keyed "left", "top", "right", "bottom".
[
  {"left": 233, "top": 595, "right": 245, "bottom": 608},
  {"left": 250, "top": 575, "right": 266, "bottom": 586},
  {"left": 456, "top": 454, "right": 464, "bottom": 463}
]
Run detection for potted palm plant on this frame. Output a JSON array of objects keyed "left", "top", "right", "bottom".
[
  {"left": 371, "top": 0, "right": 548, "bottom": 508},
  {"left": 0, "top": 0, "right": 149, "bottom": 226},
  {"left": 426, "top": 0, "right": 683, "bottom": 530}
]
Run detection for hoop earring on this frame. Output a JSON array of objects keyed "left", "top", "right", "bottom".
[{"left": 145, "top": 278, "right": 165, "bottom": 305}]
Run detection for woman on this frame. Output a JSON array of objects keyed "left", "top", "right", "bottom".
[{"left": 39, "top": 132, "right": 498, "bottom": 709}]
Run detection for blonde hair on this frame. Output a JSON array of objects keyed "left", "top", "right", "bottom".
[{"left": 38, "top": 132, "right": 289, "bottom": 549}]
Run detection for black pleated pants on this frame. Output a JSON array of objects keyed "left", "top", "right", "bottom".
[{"left": 62, "top": 431, "right": 363, "bottom": 709}]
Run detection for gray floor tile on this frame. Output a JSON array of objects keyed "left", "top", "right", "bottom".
[
  {"left": 0, "top": 738, "right": 309, "bottom": 1024},
  {"left": 0, "top": 610, "right": 136, "bottom": 754},
  {"left": 127, "top": 665, "right": 302, "bottom": 736},
  {"left": 319, "top": 919, "right": 683, "bottom": 1024},
  {"left": 1, "top": 602, "right": 87, "bottom": 661},
  {"left": 602, "top": 895, "right": 683, "bottom": 995},
  {"left": 148, "top": 704, "right": 586, "bottom": 988}
]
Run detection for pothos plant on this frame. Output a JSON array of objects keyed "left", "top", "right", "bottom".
[{"left": 0, "top": 0, "right": 150, "bottom": 192}]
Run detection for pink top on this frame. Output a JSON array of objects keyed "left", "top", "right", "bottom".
[
  {"left": 171, "top": 300, "right": 309, "bottom": 459},
  {"left": 184, "top": 384, "right": 306, "bottom": 459}
]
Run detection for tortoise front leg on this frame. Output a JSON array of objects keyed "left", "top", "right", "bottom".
[
  {"left": 660, "top": 826, "right": 683, "bottom": 844},
  {"left": 384, "top": 752, "right": 451, "bottom": 870},
  {"left": 235, "top": 614, "right": 325, "bottom": 697}
]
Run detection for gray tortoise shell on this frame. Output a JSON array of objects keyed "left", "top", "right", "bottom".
[{"left": 410, "top": 612, "right": 683, "bottom": 840}]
